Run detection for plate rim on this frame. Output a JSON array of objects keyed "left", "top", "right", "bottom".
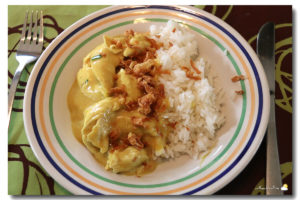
[{"left": 23, "top": 5, "right": 270, "bottom": 195}]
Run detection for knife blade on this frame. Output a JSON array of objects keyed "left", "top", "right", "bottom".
[{"left": 257, "top": 22, "right": 283, "bottom": 195}]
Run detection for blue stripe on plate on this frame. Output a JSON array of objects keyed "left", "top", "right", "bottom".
[{"left": 30, "top": 5, "right": 263, "bottom": 194}]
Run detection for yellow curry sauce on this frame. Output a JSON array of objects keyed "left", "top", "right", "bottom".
[{"left": 67, "top": 30, "right": 171, "bottom": 176}]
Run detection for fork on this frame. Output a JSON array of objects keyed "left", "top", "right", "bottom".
[{"left": 8, "top": 11, "right": 43, "bottom": 127}]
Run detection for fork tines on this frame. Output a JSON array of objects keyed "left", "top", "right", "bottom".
[{"left": 20, "top": 11, "right": 43, "bottom": 45}]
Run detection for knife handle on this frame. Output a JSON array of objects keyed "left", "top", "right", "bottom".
[{"left": 266, "top": 96, "right": 283, "bottom": 195}]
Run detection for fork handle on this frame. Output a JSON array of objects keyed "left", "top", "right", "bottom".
[{"left": 8, "top": 62, "right": 26, "bottom": 127}]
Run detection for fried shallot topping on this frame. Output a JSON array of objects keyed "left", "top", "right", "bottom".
[
  {"left": 128, "top": 132, "right": 144, "bottom": 149},
  {"left": 137, "top": 75, "right": 155, "bottom": 88},
  {"left": 116, "top": 40, "right": 123, "bottom": 48},
  {"left": 132, "top": 59, "right": 156, "bottom": 76},
  {"left": 190, "top": 59, "right": 201, "bottom": 74},
  {"left": 138, "top": 93, "right": 157, "bottom": 115},
  {"left": 109, "top": 85, "right": 128, "bottom": 97},
  {"left": 109, "top": 140, "right": 128, "bottom": 153},
  {"left": 155, "top": 84, "right": 165, "bottom": 98},
  {"left": 143, "top": 51, "right": 156, "bottom": 62},
  {"left": 125, "top": 29, "right": 134, "bottom": 37},
  {"left": 231, "top": 75, "right": 245, "bottom": 82},
  {"left": 131, "top": 116, "right": 148, "bottom": 127},
  {"left": 235, "top": 90, "right": 244, "bottom": 95},
  {"left": 181, "top": 66, "right": 201, "bottom": 80},
  {"left": 145, "top": 36, "right": 163, "bottom": 50},
  {"left": 109, "top": 131, "right": 129, "bottom": 153},
  {"left": 156, "top": 65, "right": 171, "bottom": 75},
  {"left": 109, "top": 130, "right": 120, "bottom": 142},
  {"left": 124, "top": 100, "right": 139, "bottom": 111}
]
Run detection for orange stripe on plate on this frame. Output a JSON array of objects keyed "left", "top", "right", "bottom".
[{"left": 39, "top": 10, "right": 256, "bottom": 195}]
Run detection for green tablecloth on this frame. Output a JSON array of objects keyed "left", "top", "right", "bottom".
[{"left": 8, "top": 5, "right": 292, "bottom": 195}]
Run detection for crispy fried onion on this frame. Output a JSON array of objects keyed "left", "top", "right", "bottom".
[
  {"left": 235, "top": 90, "right": 244, "bottom": 95},
  {"left": 127, "top": 132, "right": 144, "bottom": 149},
  {"left": 181, "top": 66, "right": 201, "bottom": 80},
  {"left": 131, "top": 116, "right": 148, "bottom": 127},
  {"left": 231, "top": 75, "right": 245, "bottom": 82},
  {"left": 138, "top": 93, "right": 156, "bottom": 115},
  {"left": 109, "top": 84, "right": 128, "bottom": 97}
]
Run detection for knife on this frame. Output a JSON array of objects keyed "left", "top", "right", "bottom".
[{"left": 257, "top": 22, "right": 283, "bottom": 195}]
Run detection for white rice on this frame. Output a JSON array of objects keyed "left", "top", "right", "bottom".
[{"left": 150, "top": 20, "right": 225, "bottom": 159}]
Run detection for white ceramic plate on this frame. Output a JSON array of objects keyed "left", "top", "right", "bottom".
[{"left": 23, "top": 5, "right": 270, "bottom": 195}]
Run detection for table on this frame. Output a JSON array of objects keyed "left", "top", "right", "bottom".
[{"left": 8, "top": 5, "right": 292, "bottom": 195}]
